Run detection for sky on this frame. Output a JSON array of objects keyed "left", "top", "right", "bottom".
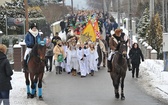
[{"left": 64, "top": 0, "right": 88, "bottom": 10}]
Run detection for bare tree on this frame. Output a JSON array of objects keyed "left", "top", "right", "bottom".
[{"left": 40, "top": 3, "right": 70, "bottom": 24}]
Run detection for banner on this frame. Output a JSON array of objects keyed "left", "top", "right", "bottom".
[
  {"left": 7, "top": 18, "right": 24, "bottom": 26},
  {"left": 82, "top": 20, "right": 96, "bottom": 42}
]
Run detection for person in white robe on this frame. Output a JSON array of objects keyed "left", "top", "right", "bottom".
[
  {"left": 88, "top": 43, "right": 98, "bottom": 76},
  {"left": 77, "top": 43, "right": 87, "bottom": 77},
  {"left": 83, "top": 43, "right": 90, "bottom": 74},
  {"left": 67, "top": 42, "right": 78, "bottom": 76}
]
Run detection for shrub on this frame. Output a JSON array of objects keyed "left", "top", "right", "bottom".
[
  {"left": 12, "top": 37, "right": 19, "bottom": 45},
  {"left": 1, "top": 35, "right": 9, "bottom": 47}
]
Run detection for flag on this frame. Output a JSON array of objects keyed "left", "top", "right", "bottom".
[
  {"left": 93, "top": 19, "right": 100, "bottom": 38},
  {"left": 82, "top": 20, "right": 96, "bottom": 42}
]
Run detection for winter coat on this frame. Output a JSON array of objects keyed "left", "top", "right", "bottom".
[
  {"left": 0, "top": 52, "right": 13, "bottom": 91},
  {"left": 53, "top": 45, "right": 65, "bottom": 61},
  {"left": 25, "top": 31, "right": 41, "bottom": 48},
  {"left": 129, "top": 48, "right": 144, "bottom": 65},
  {"left": 60, "top": 21, "right": 66, "bottom": 29},
  {"left": 45, "top": 42, "right": 54, "bottom": 57},
  {"left": 109, "top": 34, "right": 121, "bottom": 51}
]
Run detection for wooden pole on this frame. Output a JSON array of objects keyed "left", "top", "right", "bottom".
[
  {"left": 71, "top": 0, "right": 74, "bottom": 14},
  {"left": 24, "top": 0, "right": 29, "bottom": 32}
]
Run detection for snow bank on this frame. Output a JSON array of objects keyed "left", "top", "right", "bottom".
[{"left": 139, "top": 59, "right": 168, "bottom": 104}]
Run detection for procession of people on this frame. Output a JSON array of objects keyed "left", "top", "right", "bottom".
[{"left": 42, "top": 10, "right": 143, "bottom": 78}]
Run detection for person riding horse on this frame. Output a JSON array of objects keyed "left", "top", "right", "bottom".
[
  {"left": 23, "top": 23, "right": 41, "bottom": 71},
  {"left": 107, "top": 28, "right": 132, "bottom": 72}
]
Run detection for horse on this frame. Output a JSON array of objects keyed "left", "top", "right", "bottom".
[
  {"left": 110, "top": 40, "right": 127, "bottom": 100},
  {"left": 24, "top": 39, "right": 46, "bottom": 100}
]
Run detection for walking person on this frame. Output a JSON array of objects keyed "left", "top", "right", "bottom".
[
  {"left": 53, "top": 40, "right": 65, "bottom": 74},
  {"left": 129, "top": 43, "right": 144, "bottom": 78},
  {"left": 45, "top": 37, "right": 54, "bottom": 72},
  {"left": 88, "top": 43, "right": 98, "bottom": 76},
  {"left": 77, "top": 43, "right": 87, "bottom": 78},
  {"left": 51, "top": 32, "right": 61, "bottom": 46},
  {"left": 0, "top": 44, "right": 13, "bottom": 105}
]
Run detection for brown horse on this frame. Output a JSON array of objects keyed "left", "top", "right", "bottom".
[
  {"left": 25, "top": 40, "right": 46, "bottom": 100},
  {"left": 110, "top": 40, "right": 127, "bottom": 100}
]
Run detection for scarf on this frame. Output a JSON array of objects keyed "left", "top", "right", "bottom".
[{"left": 29, "top": 29, "right": 39, "bottom": 37}]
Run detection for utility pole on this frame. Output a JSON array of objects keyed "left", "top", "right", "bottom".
[
  {"left": 149, "top": 0, "right": 154, "bottom": 20},
  {"left": 129, "top": 0, "right": 132, "bottom": 45},
  {"left": 117, "top": 0, "right": 120, "bottom": 28},
  {"left": 71, "top": 0, "right": 73, "bottom": 14},
  {"left": 165, "top": 0, "right": 168, "bottom": 32},
  {"left": 24, "top": 0, "right": 29, "bottom": 32},
  {"left": 163, "top": 0, "right": 165, "bottom": 32},
  {"left": 62, "top": 0, "right": 65, "bottom": 19}
]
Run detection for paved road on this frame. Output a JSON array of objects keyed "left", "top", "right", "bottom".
[{"left": 43, "top": 67, "right": 166, "bottom": 105}]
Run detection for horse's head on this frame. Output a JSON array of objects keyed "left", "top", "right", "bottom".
[
  {"left": 117, "top": 40, "right": 127, "bottom": 57},
  {"left": 37, "top": 38, "right": 46, "bottom": 62}
]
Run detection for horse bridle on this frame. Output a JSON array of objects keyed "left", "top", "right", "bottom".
[{"left": 37, "top": 55, "right": 45, "bottom": 63}]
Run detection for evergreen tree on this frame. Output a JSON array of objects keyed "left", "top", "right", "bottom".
[
  {"left": 0, "top": 0, "right": 44, "bottom": 34},
  {"left": 147, "top": 13, "right": 163, "bottom": 59},
  {"left": 137, "top": 8, "right": 150, "bottom": 38}
]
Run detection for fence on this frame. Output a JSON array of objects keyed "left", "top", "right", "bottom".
[{"left": 137, "top": 38, "right": 157, "bottom": 59}]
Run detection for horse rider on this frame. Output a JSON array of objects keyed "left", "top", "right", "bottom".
[
  {"left": 107, "top": 29, "right": 123, "bottom": 72},
  {"left": 23, "top": 23, "right": 41, "bottom": 71},
  {"left": 120, "top": 29, "right": 132, "bottom": 71}
]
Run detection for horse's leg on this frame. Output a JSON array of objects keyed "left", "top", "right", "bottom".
[
  {"left": 30, "top": 73, "right": 35, "bottom": 98},
  {"left": 121, "top": 77, "right": 125, "bottom": 100},
  {"left": 25, "top": 71, "right": 31, "bottom": 98},
  {"left": 112, "top": 74, "right": 120, "bottom": 99},
  {"left": 34, "top": 75, "right": 38, "bottom": 97},
  {"left": 38, "top": 72, "right": 44, "bottom": 100}
]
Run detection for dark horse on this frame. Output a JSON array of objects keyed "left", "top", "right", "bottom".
[
  {"left": 110, "top": 40, "right": 127, "bottom": 100},
  {"left": 25, "top": 39, "right": 46, "bottom": 100}
]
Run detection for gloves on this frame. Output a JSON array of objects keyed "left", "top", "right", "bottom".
[
  {"left": 27, "top": 44, "right": 34, "bottom": 48},
  {"left": 84, "top": 54, "right": 86, "bottom": 57},
  {"left": 81, "top": 58, "right": 83, "bottom": 60},
  {"left": 142, "top": 59, "right": 144, "bottom": 62}
]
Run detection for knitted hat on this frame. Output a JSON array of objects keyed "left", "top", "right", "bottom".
[{"left": 30, "top": 23, "right": 38, "bottom": 29}]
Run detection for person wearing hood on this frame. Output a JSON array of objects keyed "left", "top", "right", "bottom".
[
  {"left": 23, "top": 23, "right": 41, "bottom": 71},
  {"left": 129, "top": 43, "right": 144, "bottom": 78},
  {"left": 0, "top": 44, "right": 13, "bottom": 105}
]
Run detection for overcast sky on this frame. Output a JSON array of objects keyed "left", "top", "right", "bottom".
[{"left": 65, "top": 0, "right": 88, "bottom": 9}]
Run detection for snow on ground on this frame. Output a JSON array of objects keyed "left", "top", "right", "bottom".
[
  {"left": 138, "top": 60, "right": 168, "bottom": 104},
  {"left": 8, "top": 72, "right": 49, "bottom": 105}
]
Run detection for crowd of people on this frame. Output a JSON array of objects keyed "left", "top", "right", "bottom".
[{"left": 22, "top": 10, "right": 144, "bottom": 78}]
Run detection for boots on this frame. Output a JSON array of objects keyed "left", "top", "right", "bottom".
[
  {"left": 127, "top": 59, "right": 132, "bottom": 71},
  {"left": 56, "top": 66, "right": 59, "bottom": 74},
  {"left": 91, "top": 70, "right": 94, "bottom": 76},
  {"left": 72, "top": 69, "right": 76, "bottom": 76},
  {"left": 23, "top": 60, "right": 27, "bottom": 72},
  {"left": 107, "top": 60, "right": 112, "bottom": 72},
  {"left": 59, "top": 66, "right": 62, "bottom": 74}
]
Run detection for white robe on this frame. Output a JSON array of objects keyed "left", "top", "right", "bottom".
[
  {"left": 88, "top": 48, "right": 99, "bottom": 72},
  {"left": 77, "top": 48, "right": 87, "bottom": 76},
  {"left": 70, "top": 48, "right": 78, "bottom": 70},
  {"left": 83, "top": 48, "right": 90, "bottom": 74}
]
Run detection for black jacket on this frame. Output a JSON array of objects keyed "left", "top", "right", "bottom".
[
  {"left": 0, "top": 52, "right": 13, "bottom": 91},
  {"left": 129, "top": 48, "right": 144, "bottom": 65}
]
